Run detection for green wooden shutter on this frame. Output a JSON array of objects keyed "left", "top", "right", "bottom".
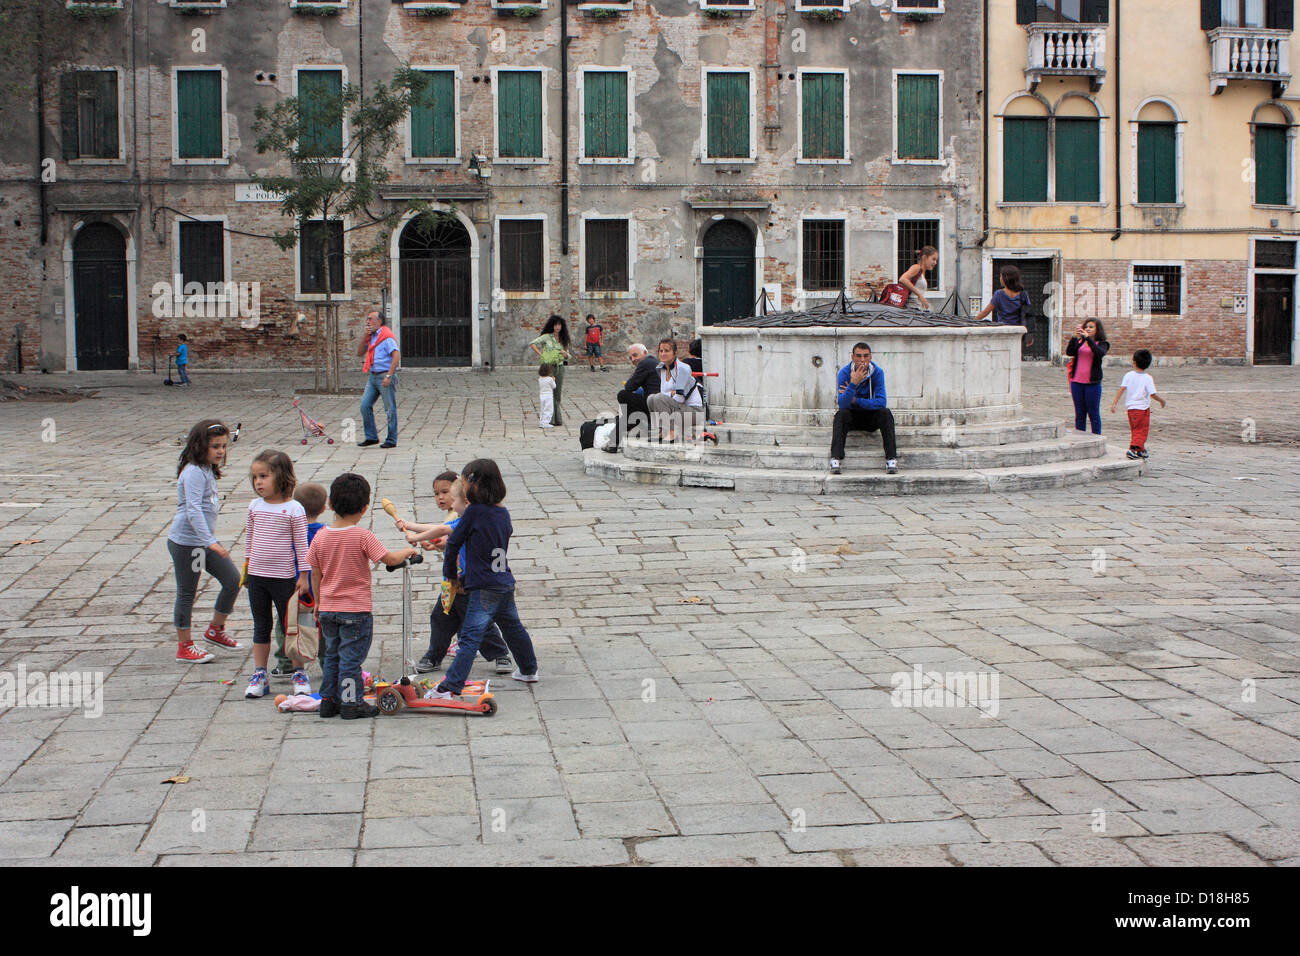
[
  {"left": 499, "top": 71, "right": 542, "bottom": 159},
  {"left": 802, "top": 73, "right": 844, "bottom": 160},
  {"left": 299, "top": 70, "right": 342, "bottom": 157},
  {"left": 177, "top": 70, "right": 221, "bottom": 159},
  {"left": 60, "top": 73, "right": 78, "bottom": 159},
  {"left": 896, "top": 74, "right": 939, "bottom": 160},
  {"left": 1003, "top": 117, "right": 1048, "bottom": 201},
  {"left": 96, "top": 71, "right": 119, "bottom": 158},
  {"left": 707, "top": 72, "right": 749, "bottom": 159},
  {"left": 1256, "top": 125, "right": 1289, "bottom": 206},
  {"left": 411, "top": 70, "right": 454, "bottom": 158},
  {"left": 1137, "top": 122, "right": 1176, "bottom": 204},
  {"left": 1055, "top": 118, "right": 1100, "bottom": 202},
  {"left": 584, "top": 71, "right": 627, "bottom": 159}
]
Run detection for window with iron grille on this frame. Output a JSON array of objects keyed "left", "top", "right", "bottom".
[
  {"left": 1255, "top": 239, "right": 1296, "bottom": 269},
  {"left": 1132, "top": 264, "right": 1182, "bottom": 315},
  {"left": 179, "top": 221, "right": 225, "bottom": 288},
  {"left": 60, "top": 71, "right": 119, "bottom": 160},
  {"left": 896, "top": 220, "right": 940, "bottom": 290},
  {"left": 500, "top": 219, "right": 545, "bottom": 292},
  {"left": 802, "top": 220, "right": 845, "bottom": 292},
  {"left": 300, "top": 220, "right": 345, "bottom": 294},
  {"left": 585, "top": 219, "right": 630, "bottom": 293}
]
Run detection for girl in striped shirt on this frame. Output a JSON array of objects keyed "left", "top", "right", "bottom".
[{"left": 243, "top": 449, "right": 311, "bottom": 700}]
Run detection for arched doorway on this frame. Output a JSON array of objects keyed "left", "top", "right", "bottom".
[
  {"left": 73, "top": 223, "right": 128, "bottom": 370},
  {"left": 702, "top": 219, "right": 755, "bottom": 326},
  {"left": 399, "top": 216, "right": 472, "bottom": 366}
]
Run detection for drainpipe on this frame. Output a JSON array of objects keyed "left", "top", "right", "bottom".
[
  {"left": 978, "top": 0, "right": 989, "bottom": 248},
  {"left": 560, "top": 3, "right": 570, "bottom": 256},
  {"left": 36, "top": 0, "right": 48, "bottom": 246},
  {"left": 1111, "top": 0, "right": 1122, "bottom": 241}
]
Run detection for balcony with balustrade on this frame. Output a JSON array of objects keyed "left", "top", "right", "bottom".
[
  {"left": 1024, "top": 23, "right": 1107, "bottom": 92},
  {"left": 1207, "top": 27, "right": 1291, "bottom": 94}
]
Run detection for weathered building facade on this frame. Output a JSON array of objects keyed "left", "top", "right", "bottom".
[
  {"left": 0, "top": 0, "right": 982, "bottom": 373},
  {"left": 987, "top": 0, "right": 1300, "bottom": 365}
]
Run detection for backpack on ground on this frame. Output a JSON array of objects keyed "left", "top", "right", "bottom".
[{"left": 579, "top": 414, "right": 619, "bottom": 451}]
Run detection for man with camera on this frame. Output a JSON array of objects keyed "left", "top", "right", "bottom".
[{"left": 830, "top": 341, "right": 898, "bottom": 475}]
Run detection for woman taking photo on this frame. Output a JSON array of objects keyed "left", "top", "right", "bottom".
[
  {"left": 1065, "top": 319, "right": 1110, "bottom": 434},
  {"left": 529, "top": 314, "right": 571, "bottom": 426}
]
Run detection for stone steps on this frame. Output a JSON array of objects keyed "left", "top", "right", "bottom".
[
  {"left": 622, "top": 432, "right": 1106, "bottom": 471},
  {"left": 584, "top": 445, "right": 1145, "bottom": 495},
  {"left": 704, "top": 418, "right": 1064, "bottom": 448}
]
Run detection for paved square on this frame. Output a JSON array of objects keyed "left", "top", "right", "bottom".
[{"left": 0, "top": 363, "right": 1297, "bottom": 865}]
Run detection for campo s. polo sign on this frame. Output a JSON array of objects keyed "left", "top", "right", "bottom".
[{"left": 235, "top": 184, "right": 286, "bottom": 203}]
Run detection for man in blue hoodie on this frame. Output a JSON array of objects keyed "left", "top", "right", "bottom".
[{"left": 830, "top": 342, "right": 898, "bottom": 475}]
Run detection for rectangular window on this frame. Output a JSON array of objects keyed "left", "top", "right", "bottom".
[
  {"left": 895, "top": 73, "right": 940, "bottom": 161},
  {"left": 497, "top": 70, "right": 544, "bottom": 160},
  {"left": 300, "top": 220, "right": 345, "bottom": 295},
  {"left": 60, "top": 71, "right": 119, "bottom": 160},
  {"left": 801, "top": 72, "right": 846, "bottom": 161},
  {"left": 410, "top": 70, "right": 456, "bottom": 159},
  {"left": 1256, "top": 124, "right": 1289, "bottom": 206},
  {"left": 1222, "top": 0, "right": 1266, "bottom": 27},
  {"left": 1255, "top": 239, "right": 1295, "bottom": 268},
  {"left": 176, "top": 70, "right": 223, "bottom": 160},
  {"left": 706, "top": 71, "right": 751, "bottom": 160},
  {"left": 583, "top": 71, "right": 629, "bottom": 160},
  {"left": 585, "top": 219, "right": 630, "bottom": 293},
  {"left": 1003, "top": 117, "right": 1049, "bottom": 201},
  {"left": 1017, "top": 0, "right": 1109, "bottom": 23},
  {"left": 1137, "top": 122, "right": 1176, "bottom": 204},
  {"left": 500, "top": 219, "right": 545, "bottom": 292},
  {"left": 802, "top": 220, "right": 845, "bottom": 292},
  {"left": 178, "top": 221, "right": 225, "bottom": 288},
  {"left": 1054, "top": 118, "right": 1100, "bottom": 202},
  {"left": 897, "top": 220, "right": 940, "bottom": 291},
  {"left": 298, "top": 69, "right": 343, "bottom": 158},
  {"left": 1132, "top": 265, "right": 1182, "bottom": 315}
]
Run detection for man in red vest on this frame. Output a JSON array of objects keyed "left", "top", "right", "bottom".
[{"left": 354, "top": 310, "right": 401, "bottom": 448}]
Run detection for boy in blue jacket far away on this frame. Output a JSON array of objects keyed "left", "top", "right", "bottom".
[{"left": 830, "top": 341, "right": 898, "bottom": 475}]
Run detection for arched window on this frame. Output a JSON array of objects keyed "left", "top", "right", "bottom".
[
  {"left": 1002, "top": 94, "right": 1050, "bottom": 202},
  {"left": 1253, "top": 103, "right": 1293, "bottom": 206},
  {"left": 1133, "top": 99, "right": 1181, "bottom": 205},
  {"left": 1055, "top": 95, "right": 1102, "bottom": 203}
]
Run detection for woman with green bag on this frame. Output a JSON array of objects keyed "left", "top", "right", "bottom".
[{"left": 529, "top": 315, "right": 571, "bottom": 426}]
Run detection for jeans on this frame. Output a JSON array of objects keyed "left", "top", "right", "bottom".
[
  {"left": 178, "top": 363, "right": 190, "bottom": 385},
  {"left": 361, "top": 371, "right": 398, "bottom": 444},
  {"left": 440, "top": 589, "right": 538, "bottom": 694},
  {"left": 426, "top": 589, "right": 509, "bottom": 665},
  {"left": 319, "top": 611, "right": 374, "bottom": 705},
  {"left": 830, "top": 407, "right": 898, "bottom": 461},
  {"left": 246, "top": 574, "right": 296, "bottom": 647},
  {"left": 1071, "top": 381, "right": 1102, "bottom": 434},
  {"left": 167, "top": 539, "right": 240, "bottom": 629}
]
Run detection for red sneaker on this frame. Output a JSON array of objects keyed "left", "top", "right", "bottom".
[
  {"left": 203, "top": 624, "right": 242, "bottom": 650},
  {"left": 177, "top": 642, "right": 215, "bottom": 664}
]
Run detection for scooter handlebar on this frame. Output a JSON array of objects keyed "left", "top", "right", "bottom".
[{"left": 386, "top": 553, "right": 424, "bottom": 571}]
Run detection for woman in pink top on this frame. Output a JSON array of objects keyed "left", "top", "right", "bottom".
[{"left": 1065, "top": 319, "right": 1110, "bottom": 434}]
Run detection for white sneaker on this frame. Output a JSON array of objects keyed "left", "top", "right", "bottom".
[
  {"left": 423, "top": 687, "right": 453, "bottom": 700},
  {"left": 829, "top": 459, "right": 841, "bottom": 475},
  {"left": 511, "top": 669, "right": 539, "bottom": 683},
  {"left": 291, "top": 669, "right": 312, "bottom": 695},
  {"left": 244, "top": 669, "right": 269, "bottom": 699},
  {"left": 886, "top": 460, "right": 898, "bottom": 474}
]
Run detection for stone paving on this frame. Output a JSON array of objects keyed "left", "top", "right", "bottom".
[{"left": 0, "top": 362, "right": 1297, "bottom": 866}]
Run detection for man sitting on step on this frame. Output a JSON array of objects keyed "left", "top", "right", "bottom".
[{"left": 830, "top": 341, "right": 898, "bottom": 476}]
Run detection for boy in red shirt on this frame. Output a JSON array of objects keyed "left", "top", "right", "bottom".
[
  {"left": 584, "top": 313, "right": 608, "bottom": 372},
  {"left": 306, "top": 473, "right": 417, "bottom": 719}
]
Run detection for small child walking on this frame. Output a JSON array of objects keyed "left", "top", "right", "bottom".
[
  {"left": 396, "top": 476, "right": 512, "bottom": 675},
  {"left": 306, "top": 473, "right": 417, "bottom": 719},
  {"left": 975, "top": 264, "right": 1034, "bottom": 349},
  {"left": 538, "top": 363, "right": 557, "bottom": 430},
  {"left": 271, "top": 482, "right": 327, "bottom": 680},
  {"left": 1110, "top": 348, "right": 1166, "bottom": 460},
  {"left": 177, "top": 334, "right": 191, "bottom": 386},
  {"left": 243, "top": 449, "right": 311, "bottom": 700},
  {"left": 169, "top": 419, "right": 242, "bottom": 663},
  {"left": 431, "top": 459, "right": 539, "bottom": 698}
]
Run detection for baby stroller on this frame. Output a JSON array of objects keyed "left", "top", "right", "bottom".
[{"left": 292, "top": 399, "right": 335, "bottom": 445}]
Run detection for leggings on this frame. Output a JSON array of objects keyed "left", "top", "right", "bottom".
[
  {"left": 246, "top": 574, "right": 297, "bottom": 646},
  {"left": 1070, "top": 381, "right": 1102, "bottom": 435},
  {"left": 168, "top": 539, "right": 241, "bottom": 630}
]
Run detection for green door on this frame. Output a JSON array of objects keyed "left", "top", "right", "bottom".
[{"left": 702, "top": 219, "right": 755, "bottom": 326}]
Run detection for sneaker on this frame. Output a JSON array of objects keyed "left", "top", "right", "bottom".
[
  {"left": 244, "top": 669, "right": 269, "bottom": 699},
  {"left": 829, "top": 459, "right": 841, "bottom": 475},
  {"left": 1138, "top": 450, "right": 1149, "bottom": 459},
  {"left": 511, "top": 669, "right": 539, "bottom": 683},
  {"left": 340, "top": 702, "right": 380, "bottom": 719},
  {"left": 202, "top": 624, "right": 241, "bottom": 650},
  {"left": 1126, "top": 449, "right": 1140, "bottom": 459},
  {"left": 601, "top": 366, "right": 610, "bottom": 372},
  {"left": 291, "top": 669, "right": 312, "bottom": 695},
  {"left": 176, "top": 642, "right": 214, "bottom": 664},
  {"left": 415, "top": 655, "right": 442, "bottom": 673},
  {"left": 270, "top": 664, "right": 295, "bottom": 679},
  {"left": 495, "top": 657, "right": 513, "bottom": 674},
  {"left": 886, "top": 460, "right": 898, "bottom": 474},
  {"left": 319, "top": 697, "right": 340, "bottom": 719},
  {"left": 423, "top": 687, "right": 454, "bottom": 701}
]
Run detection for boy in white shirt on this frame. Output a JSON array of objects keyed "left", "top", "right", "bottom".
[
  {"left": 1110, "top": 349, "right": 1166, "bottom": 460},
  {"left": 538, "top": 363, "right": 557, "bottom": 429}
]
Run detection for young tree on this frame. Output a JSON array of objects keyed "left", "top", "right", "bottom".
[{"left": 252, "top": 66, "right": 442, "bottom": 392}]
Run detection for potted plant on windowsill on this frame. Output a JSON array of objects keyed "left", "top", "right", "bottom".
[
  {"left": 496, "top": 4, "right": 541, "bottom": 17},
  {"left": 800, "top": 6, "right": 844, "bottom": 21},
  {"left": 293, "top": 4, "right": 343, "bottom": 17},
  {"left": 67, "top": 3, "right": 124, "bottom": 20},
  {"left": 582, "top": 6, "right": 625, "bottom": 20},
  {"left": 705, "top": 7, "right": 744, "bottom": 18}
]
